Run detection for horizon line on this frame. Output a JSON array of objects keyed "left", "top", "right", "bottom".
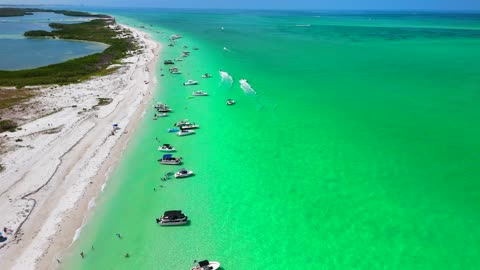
[{"left": 2, "top": 4, "right": 480, "bottom": 13}]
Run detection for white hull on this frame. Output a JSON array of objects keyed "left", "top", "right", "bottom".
[
  {"left": 160, "top": 160, "right": 182, "bottom": 165},
  {"left": 191, "top": 261, "right": 221, "bottom": 270},
  {"left": 175, "top": 171, "right": 194, "bottom": 178},
  {"left": 177, "top": 131, "right": 195, "bottom": 136},
  {"left": 158, "top": 148, "right": 176, "bottom": 152},
  {"left": 159, "top": 220, "right": 188, "bottom": 226},
  {"left": 180, "top": 125, "right": 199, "bottom": 130},
  {"left": 183, "top": 80, "right": 199, "bottom": 86}
]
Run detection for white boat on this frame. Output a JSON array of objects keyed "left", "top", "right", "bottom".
[
  {"left": 192, "top": 91, "right": 208, "bottom": 96},
  {"left": 169, "top": 67, "right": 182, "bottom": 74},
  {"left": 170, "top": 34, "right": 183, "bottom": 40},
  {"left": 202, "top": 73, "right": 212, "bottom": 78},
  {"left": 175, "top": 168, "right": 194, "bottom": 178},
  {"left": 177, "top": 129, "right": 196, "bottom": 136},
  {"left": 156, "top": 210, "right": 188, "bottom": 226},
  {"left": 178, "top": 123, "right": 199, "bottom": 130},
  {"left": 155, "top": 113, "right": 168, "bottom": 117},
  {"left": 154, "top": 103, "right": 172, "bottom": 112},
  {"left": 158, "top": 144, "right": 175, "bottom": 152},
  {"left": 191, "top": 260, "right": 221, "bottom": 270},
  {"left": 183, "top": 80, "right": 198, "bottom": 86},
  {"left": 226, "top": 99, "right": 235, "bottom": 105},
  {"left": 174, "top": 119, "right": 190, "bottom": 127},
  {"left": 158, "top": 154, "right": 182, "bottom": 165}
]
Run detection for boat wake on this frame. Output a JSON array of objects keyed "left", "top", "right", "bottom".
[
  {"left": 219, "top": 70, "right": 233, "bottom": 86},
  {"left": 240, "top": 79, "right": 256, "bottom": 95}
]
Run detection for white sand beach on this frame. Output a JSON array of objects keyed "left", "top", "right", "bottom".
[{"left": 0, "top": 24, "right": 161, "bottom": 269}]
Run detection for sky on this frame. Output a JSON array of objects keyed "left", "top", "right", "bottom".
[{"left": 2, "top": 0, "right": 480, "bottom": 11}]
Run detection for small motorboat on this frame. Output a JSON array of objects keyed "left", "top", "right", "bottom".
[
  {"left": 192, "top": 91, "right": 208, "bottom": 96},
  {"left": 170, "top": 34, "right": 183, "bottom": 40},
  {"left": 201, "top": 73, "right": 212, "bottom": 78},
  {"left": 178, "top": 123, "right": 199, "bottom": 130},
  {"left": 169, "top": 67, "right": 182, "bottom": 74},
  {"left": 155, "top": 104, "right": 172, "bottom": 112},
  {"left": 156, "top": 210, "right": 188, "bottom": 226},
  {"left": 191, "top": 260, "right": 221, "bottom": 270},
  {"left": 168, "top": 128, "right": 180, "bottom": 133},
  {"left": 183, "top": 80, "right": 198, "bottom": 86},
  {"left": 177, "top": 129, "right": 196, "bottom": 136},
  {"left": 158, "top": 154, "right": 182, "bottom": 165},
  {"left": 174, "top": 119, "right": 190, "bottom": 127},
  {"left": 164, "top": 60, "right": 174, "bottom": 65},
  {"left": 226, "top": 99, "right": 235, "bottom": 105},
  {"left": 155, "top": 113, "right": 168, "bottom": 117},
  {"left": 155, "top": 103, "right": 172, "bottom": 112},
  {"left": 174, "top": 168, "right": 194, "bottom": 178},
  {"left": 158, "top": 144, "right": 175, "bottom": 152}
]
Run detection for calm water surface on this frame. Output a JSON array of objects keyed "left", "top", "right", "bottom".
[{"left": 63, "top": 10, "right": 480, "bottom": 270}]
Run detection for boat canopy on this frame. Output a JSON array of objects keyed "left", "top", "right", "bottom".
[
  {"left": 163, "top": 144, "right": 170, "bottom": 147},
  {"left": 163, "top": 154, "right": 173, "bottom": 159},
  {"left": 163, "top": 210, "right": 185, "bottom": 219},
  {"left": 199, "top": 260, "right": 210, "bottom": 267},
  {"left": 179, "top": 168, "right": 187, "bottom": 173}
]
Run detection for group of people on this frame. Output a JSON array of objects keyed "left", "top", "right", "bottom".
[
  {"left": 0, "top": 227, "right": 9, "bottom": 243},
  {"left": 79, "top": 233, "right": 129, "bottom": 260}
]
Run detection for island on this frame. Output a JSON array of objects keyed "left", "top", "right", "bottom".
[{"left": 0, "top": 8, "right": 136, "bottom": 87}]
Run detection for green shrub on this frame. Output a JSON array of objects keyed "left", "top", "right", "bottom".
[{"left": 0, "top": 119, "right": 18, "bottom": 133}]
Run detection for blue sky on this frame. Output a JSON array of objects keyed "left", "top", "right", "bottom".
[{"left": 3, "top": 0, "right": 480, "bottom": 10}]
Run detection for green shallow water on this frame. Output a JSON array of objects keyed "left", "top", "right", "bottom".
[{"left": 64, "top": 10, "right": 480, "bottom": 269}]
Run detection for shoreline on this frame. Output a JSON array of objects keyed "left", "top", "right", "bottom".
[{"left": 0, "top": 23, "right": 161, "bottom": 269}]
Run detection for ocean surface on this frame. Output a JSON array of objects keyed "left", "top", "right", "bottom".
[
  {"left": 0, "top": 12, "right": 107, "bottom": 70},
  {"left": 62, "top": 9, "right": 480, "bottom": 269}
]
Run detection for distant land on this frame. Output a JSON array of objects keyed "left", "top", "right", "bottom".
[
  {"left": 0, "top": 8, "right": 110, "bottom": 18},
  {"left": 0, "top": 8, "right": 136, "bottom": 88}
]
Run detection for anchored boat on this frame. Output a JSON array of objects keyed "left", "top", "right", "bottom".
[
  {"left": 175, "top": 168, "right": 194, "bottom": 178},
  {"left": 158, "top": 154, "right": 182, "bottom": 165},
  {"left": 183, "top": 80, "right": 199, "bottom": 86},
  {"left": 192, "top": 91, "right": 208, "bottom": 96},
  {"left": 177, "top": 129, "right": 196, "bottom": 136},
  {"left": 158, "top": 144, "right": 175, "bottom": 152},
  {"left": 156, "top": 210, "right": 188, "bottom": 226},
  {"left": 191, "top": 260, "right": 221, "bottom": 270}
]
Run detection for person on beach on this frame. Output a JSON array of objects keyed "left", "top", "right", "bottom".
[{"left": 57, "top": 259, "right": 61, "bottom": 264}]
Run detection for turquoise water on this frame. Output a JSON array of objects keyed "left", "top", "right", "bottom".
[
  {"left": 65, "top": 10, "right": 480, "bottom": 269},
  {"left": 0, "top": 12, "right": 107, "bottom": 70}
]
